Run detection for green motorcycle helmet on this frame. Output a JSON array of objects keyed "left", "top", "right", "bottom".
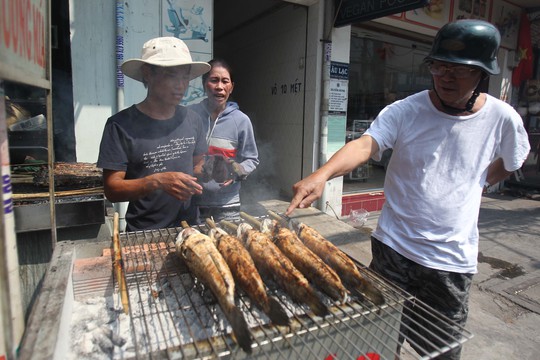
[{"left": 425, "top": 19, "right": 501, "bottom": 75}]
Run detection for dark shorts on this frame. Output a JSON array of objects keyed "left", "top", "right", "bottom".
[{"left": 369, "top": 237, "right": 473, "bottom": 360}]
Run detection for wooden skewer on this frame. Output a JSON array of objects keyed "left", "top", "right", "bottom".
[
  {"left": 267, "top": 210, "right": 288, "bottom": 225},
  {"left": 205, "top": 218, "right": 230, "bottom": 237},
  {"left": 113, "top": 212, "right": 129, "bottom": 314},
  {"left": 220, "top": 220, "right": 238, "bottom": 233},
  {"left": 239, "top": 211, "right": 262, "bottom": 228},
  {"left": 12, "top": 187, "right": 104, "bottom": 200},
  {"left": 205, "top": 217, "right": 217, "bottom": 229}
]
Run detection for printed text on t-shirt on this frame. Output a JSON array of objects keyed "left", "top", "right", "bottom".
[{"left": 142, "top": 137, "right": 196, "bottom": 173}]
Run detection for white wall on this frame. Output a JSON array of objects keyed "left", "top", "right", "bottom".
[
  {"left": 218, "top": 4, "right": 312, "bottom": 200},
  {"left": 120, "top": 2, "right": 164, "bottom": 108},
  {"left": 70, "top": 0, "right": 116, "bottom": 162},
  {"left": 71, "top": 1, "right": 164, "bottom": 163},
  {"left": 301, "top": 1, "right": 323, "bottom": 180}
]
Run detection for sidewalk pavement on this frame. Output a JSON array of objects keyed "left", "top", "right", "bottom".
[
  {"left": 360, "top": 193, "right": 540, "bottom": 359},
  {"left": 462, "top": 193, "right": 540, "bottom": 359}
]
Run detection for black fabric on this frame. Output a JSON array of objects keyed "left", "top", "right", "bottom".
[{"left": 97, "top": 105, "right": 207, "bottom": 230}]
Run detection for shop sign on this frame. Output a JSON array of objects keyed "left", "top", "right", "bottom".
[
  {"left": 329, "top": 61, "right": 349, "bottom": 114},
  {"left": 330, "top": 62, "right": 349, "bottom": 80},
  {"left": 0, "top": 0, "right": 48, "bottom": 81},
  {"left": 328, "top": 62, "right": 348, "bottom": 152},
  {"left": 334, "top": 0, "right": 429, "bottom": 27}
]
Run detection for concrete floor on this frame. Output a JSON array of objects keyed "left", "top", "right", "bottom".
[
  {"left": 361, "top": 193, "right": 540, "bottom": 359},
  {"left": 462, "top": 194, "right": 540, "bottom": 359},
  {"left": 360, "top": 194, "right": 540, "bottom": 359}
]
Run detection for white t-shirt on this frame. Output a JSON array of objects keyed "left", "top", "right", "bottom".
[{"left": 365, "top": 90, "right": 530, "bottom": 274}]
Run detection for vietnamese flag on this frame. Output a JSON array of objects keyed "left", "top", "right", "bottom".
[{"left": 512, "top": 12, "right": 534, "bottom": 87}]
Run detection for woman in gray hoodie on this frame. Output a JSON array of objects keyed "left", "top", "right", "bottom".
[{"left": 189, "top": 59, "right": 259, "bottom": 222}]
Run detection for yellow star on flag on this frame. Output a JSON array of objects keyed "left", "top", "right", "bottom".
[{"left": 517, "top": 46, "right": 529, "bottom": 62}]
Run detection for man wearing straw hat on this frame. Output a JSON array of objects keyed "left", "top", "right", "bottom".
[{"left": 97, "top": 37, "right": 211, "bottom": 231}]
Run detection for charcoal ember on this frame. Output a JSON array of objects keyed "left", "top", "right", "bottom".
[{"left": 33, "top": 162, "right": 103, "bottom": 189}]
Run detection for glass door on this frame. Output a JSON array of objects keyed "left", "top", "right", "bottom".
[{"left": 345, "top": 29, "right": 432, "bottom": 194}]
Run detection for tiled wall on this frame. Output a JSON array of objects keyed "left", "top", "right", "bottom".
[{"left": 341, "top": 191, "right": 386, "bottom": 216}]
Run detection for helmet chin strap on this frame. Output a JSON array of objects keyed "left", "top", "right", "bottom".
[
  {"left": 433, "top": 87, "right": 480, "bottom": 115},
  {"left": 432, "top": 72, "right": 485, "bottom": 115}
]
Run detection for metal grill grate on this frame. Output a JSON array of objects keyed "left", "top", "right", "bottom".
[{"left": 117, "top": 225, "right": 473, "bottom": 359}]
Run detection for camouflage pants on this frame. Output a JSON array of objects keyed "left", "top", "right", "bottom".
[{"left": 369, "top": 237, "right": 473, "bottom": 360}]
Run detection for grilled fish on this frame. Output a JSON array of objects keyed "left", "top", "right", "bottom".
[
  {"left": 207, "top": 224, "right": 290, "bottom": 326},
  {"left": 176, "top": 227, "right": 252, "bottom": 352},
  {"left": 292, "top": 221, "right": 385, "bottom": 305},
  {"left": 263, "top": 219, "right": 348, "bottom": 302},
  {"left": 232, "top": 222, "right": 329, "bottom": 317}
]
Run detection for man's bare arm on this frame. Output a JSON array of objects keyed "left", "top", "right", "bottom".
[
  {"left": 485, "top": 158, "right": 513, "bottom": 186},
  {"left": 103, "top": 169, "right": 203, "bottom": 203},
  {"left": 286, "top": 135, "right": 379, "bottom": 214}
]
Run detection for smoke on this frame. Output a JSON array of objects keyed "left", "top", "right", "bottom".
[{"left": 240, "top": 140, "right": 287, "bottom": 216}]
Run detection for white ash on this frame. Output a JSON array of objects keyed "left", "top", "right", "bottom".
[{"left": 66, "top": 270, "right": 322, "bottom": 359}]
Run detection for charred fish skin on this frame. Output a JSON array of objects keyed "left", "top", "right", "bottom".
[
  {"left": 269, "top": 221, "right": 348, "bottom": 302},
  {"left": 237, "top": 223, "right": 329, "bottom": 317},
  {"left": 209, "top": 229, "right": 290, "bottom": 326},
  {"left": 295, "top": 222, "right": 385, "bottom": 306},
  {"left": 176, "top": 228, "right": 253, "bottom": 353}
]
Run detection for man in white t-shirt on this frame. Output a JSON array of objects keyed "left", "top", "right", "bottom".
[{"left": 286, "top": 20, "right": 530, "bottom": 360}]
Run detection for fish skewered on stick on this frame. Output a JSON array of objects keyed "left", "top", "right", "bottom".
[
  {"left": 268, "top": 211, "right": 385, "bottom": 306},
  {"left": 221, "top": 220, "right": 329, "bottom": 317},
  {"left": 176, "top": 224, "right": 253, "bottom": 353},
  {"left": 240, "top": 212, "right": 348, "bottom": 303},
  {"left": 206, "top": 218, "right": 290, "bottom": 326}
]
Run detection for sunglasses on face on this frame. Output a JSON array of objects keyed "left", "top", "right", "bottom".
[{"left": 428, "top": 63, "right": 480, "bottom": 78}]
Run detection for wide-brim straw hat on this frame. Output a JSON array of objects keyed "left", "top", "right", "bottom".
[{"left": 121, "top": 37, "right": 210, "bottom": 82}]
